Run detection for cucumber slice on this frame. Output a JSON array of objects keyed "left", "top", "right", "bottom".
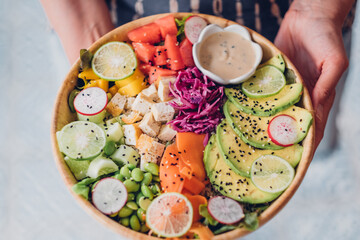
[
  {"left": 250, "top": 155, "right": 295, "bottom": 193},
  {"left": 242, "top": 65, "right": 286, "bottom": 99},
  {"left": 111, "top": 145, "right": 140, "bottom": 166},
  {"left": 64, "top": 156, "right": 90, "bottom": 180},
  {"left": 92, "top": 177, "right": 127, "bottom": 215},
  {"left": 259, "top": 54, "right": 285, "bottom": 72},
  {"left": 105, "top": 122, "right": 123, "bottom": 142},
  {"left": 77, "top": 109, "right": 106, "bottom": 124},
  {"left": 86, "top": 155, "right": 119, "bottom": 178},
  {"left": 58, "top": 121, "right": 106, "bottom": 160}
]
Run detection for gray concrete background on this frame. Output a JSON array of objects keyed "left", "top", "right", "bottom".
[{"left": 0, "top": 0, "right": 359, "bottom": 239}]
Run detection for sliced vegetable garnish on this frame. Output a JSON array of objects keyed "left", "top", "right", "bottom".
[
  {"left": 92, "top": 177, "right": 127, "bottom": 215},
  {"left": 58, "top": 121, "right": 106, "bottom": 160},
  {"left": 251, "top": 155, "right": 295, "bottom": 193},
  {"left": 184, "top": 16, "right": 207, "bottom": 44},
  {"left": 208, "top": 196, "right": 244, "bottom": 225},
  {"left": 268, "top": 114, "right": 298, "bottom": 147},
  {"left": 92, "top": 42, "right": 137, "bottom": 81},
  {"left": 74, "top": 87, "right": 108, "bottom": 116},
  {"left": 146, "top": 193, "right": 193, "bottom": 238},
  {"left": 242, "top": 65, "right": 286, "bottom": 98}
]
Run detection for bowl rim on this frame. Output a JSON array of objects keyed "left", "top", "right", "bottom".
[{"left": 51, "top": 12, "right": 315, "bottom": 240}]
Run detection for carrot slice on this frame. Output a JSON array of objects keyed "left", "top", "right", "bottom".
[
  {"left": 176, "top": 132, "right": 207, "bottom": 181},
  {"left": 179, "top": 159, "right": 192, "bottom": 179},
  {"left": 179, "top": 38, "right": 195, "bottom": 67},
  {"left": 153, "top": 46, "right": 168, "bottom": 66},
  {"left": 188, "top": 222, "right": 214, "bottom": 239},
  {"left": 154, "top": 15, "right": 178, "bottom": 39},
  {"left": 127, "top": 23, "right": 161, "bottom": 44},
  {"left": 183, "top": 176, "right": 205, "bottom": 195},
  {"left": 149, "top": 66, "right": 177, "bottom": 84},
  {"left": 132, "top": 42, "right": 156, "bottom": 64},
  {"left": 159, "top": 143, "right": 184, "bottom": 193},
  {"left": 164, "top": 34, "right": 185, "bottom": 71},
  {"left": 184, "top": 194, "right": 207, "bottom": 223}
]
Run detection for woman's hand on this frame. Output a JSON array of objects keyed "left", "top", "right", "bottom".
[{"left": 274, "top": 0, "right": 353, "bottom": 148}]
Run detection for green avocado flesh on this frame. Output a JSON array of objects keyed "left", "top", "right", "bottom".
[
  {"left": 204, "top": 135, "right": 281, "bottom": 204},
  {"left": 225, "top": 83, "right": 303, "bottom": 117},
  {"left": 224, "top": 101, "right": 313, "bottom": 150},
  {"left": 259, "top": 54, "right": 286, "bottom": 72},
  {"left": 216, "top": 120, "right": 303, "bottom": 177}
]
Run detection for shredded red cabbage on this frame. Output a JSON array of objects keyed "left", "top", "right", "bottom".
[{"left": 168, "top": 67, "right": 224, "bottom": 134}]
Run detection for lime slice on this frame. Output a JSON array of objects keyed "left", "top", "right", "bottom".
[
  {"left": 250, "top": 155, "right": 295, "bottom": 193},
  {"left": 146, "top": 193, "right": 193, "bottom": 238},
  {"left": 242, "top": 65, "right": 286, "bottom": 98},
  {"left": 92, "top": 42, "right": 137, "bottom": 81},
  {"left": 58, "top": 121, "right": 106, "bottom": 160}
]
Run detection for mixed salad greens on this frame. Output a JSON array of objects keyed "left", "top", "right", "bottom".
[{"left": 56, "top": 14, "right": 312, "bottom": 239}]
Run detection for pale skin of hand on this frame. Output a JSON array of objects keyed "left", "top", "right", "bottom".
[
  {"left": 275, "top": 0, "right": 354, "bottom": 148},
  {"left": 41, "top": 0, "right": 354, "bottom": 148}
]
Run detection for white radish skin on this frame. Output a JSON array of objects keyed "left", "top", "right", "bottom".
[
  {"left": 268, "top": 114, "right": 298, "bottom": 147},
  {"left": 184, "top": 16, "right": 207, "bottom": 44},
  {"left": 92, "top": 177, "right": 127, "bottom": 215},
  {"left": 208, "top": 196, "right": 244, "bottom": 224},
  {"left": 74, "top": 87, "right": 108, "bottom": 116}
]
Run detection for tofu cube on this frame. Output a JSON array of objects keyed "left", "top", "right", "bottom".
[
  {"left": 121, "top": 111, "right": 143, "bottom": 124},
  {"left": 136, "top": 134, "right": 155, "bottom": 153},
  {"left": 139, "top": 141, "right": 165, "bottom": 170},
  {"left": 138, "top": 112, "right": 161, "bottom": 137},
  {"left": 123, "top": 124, "right": 142, "bottom": 146},
  {"left": 141, "top": 84, "right": 159, "bottom": 102},
  {"left": 131, "top": 93, "right": 154, "bottom": 116},
  {"left": 157, "top": 76, "right": 176, "bottom": 102},
  {"left": 106, "top": 93, "right": 127, "bottom": 117},
  {"left": 125, "top": 97, "right": 135, "bottom": 110},
  {"left": 158, "top": 124, "right": 177, "bottom": 142},
  {"left": 151, "top": 102, "right": 175, "bottom": 122}
]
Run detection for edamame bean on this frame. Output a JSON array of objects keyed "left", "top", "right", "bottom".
[
  {"left": 118, "top": 206, "right": 133, "bottom": 218},
  {"left": 113, "top": 173, "right": 125, "bottom": 181},
  {"left": 141, "top": 172, "right": 152, "bottom": 186},
  {"left": 127, "top": 193, "right": 135, "bottom": 201},
  {"left": 123, "top": 179, "right": 140, "bottom": 193},
  {"left": 126, "top": 201, "right": 138, "bottom": 210},
  {"left": 137, "top": 208, "right": 146, "bottom": 223},
  {"left": 126, "top": 164, "right": 136, "bottom": 170},
  {"left": 119, "top": 217, "right": 130, "bottom": 227},
  {"left": 104, "top": 141, "right": 116, "bottom": 156},
  {"left": 131, "top": 168, "right": 144, "bottom": 182},
  {"left": 150, "top": 183, "right": 161, "bottom": 194},
  {"left": 140, "top": 224, "right": 150, "bottom": 233},
  {"left": 144, "top": 162, "right": 159, "bottom": 176},
  {"left": 152, "top": 176, "right": 160, "bottom": 182},
  {"left": 136, "top": 192, "right": 144, "bottom": 205},
  {"left": 138, "top": 197, "right": 152, "bottom": 211},
  {"left": 120, "top": 166, "right": 131, "bottom": 179},
  {"left": 130, "top": 215, "right": 141, "bottom": 231},
  {"left": 141, "top": 185, "right": 154, "bottom": 200}
]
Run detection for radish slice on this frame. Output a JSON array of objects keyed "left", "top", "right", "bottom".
[
  {"left": 208, "top": 196, "right": 244, "bottom": 224},
  {"left": 92, "top": 177, "right": 127, "bottom": 215},
  {"left": 74, "top": 87, "right": 108, "bottom": 116},
  {"left": 268, "top": 114, "right": 298, "bottom": 147},
  {"left": 184, "top": 16, "right": 207, "bottom": 44}
]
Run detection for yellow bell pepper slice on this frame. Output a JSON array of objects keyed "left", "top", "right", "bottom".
[
  {"left": 78, "top": 68, "right": 99, "bottom": 80},
  {"left": 115, "top": 68, "right": 145, "bottom": 88},
  {"left": 97, "top": 79, "right": 109, "bottom": 92},
  {"left": 84, "top": 80, "right": 100, "bottom": 89},
  {"left": 118, "top": 75, "right": 147, "bottom": 97},
  {"left": 108, "top": 85, "right": 119, "bottom": 96}
]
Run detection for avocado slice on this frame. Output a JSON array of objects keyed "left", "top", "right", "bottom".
[
  {"left": 225, "top": 83, "right": 303, "bottom": 117},
  {"left": 224, "top": 101, "right": 313, "bottom": 150},
  {"left": 259, "top": 55, "right": 286, "bottom": 72},
  {"left": 216, "top": 120, "right": 303, "bottom": 177},
  {"left": 204, "top": 135, "right": 281, "bottom": 204}
]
